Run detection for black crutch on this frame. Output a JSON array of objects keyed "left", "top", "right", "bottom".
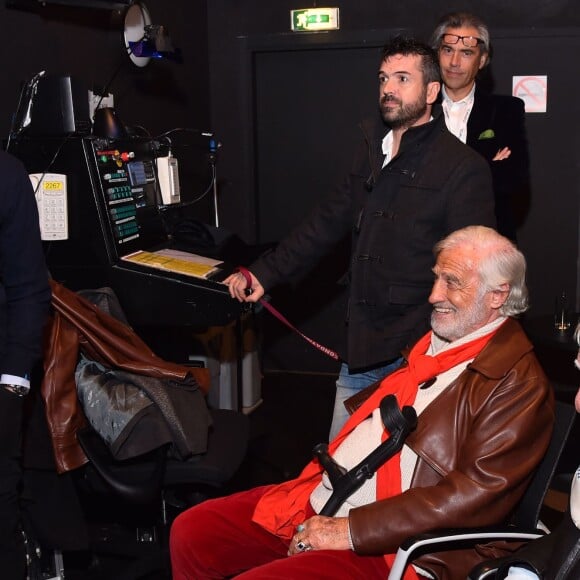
[{"left": 312, "top": 394, "right": 418, "bottom": 516}]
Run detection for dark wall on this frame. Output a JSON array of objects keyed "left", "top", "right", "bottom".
[
  {"left": 0, "top": 1, "right": 577, "bottom": 372},
  {"left": 207, "top": 1, "right": 580, "bottom": 372},
  {"left": 0, "top": 1, "right": 210, "bottom": 143},
  {"left": 1, "top": 0, "right": 220, "bottom": 226}
]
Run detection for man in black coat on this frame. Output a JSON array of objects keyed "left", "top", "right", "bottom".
[
  {"left": 226, "top": 37, "right": 495, "bottom": 439},
  {"left": 0, "top": 149, "right": 51, "bottom": 578},
  {"left": 431, "top": 11, "right": 530, "bottom": 242}
]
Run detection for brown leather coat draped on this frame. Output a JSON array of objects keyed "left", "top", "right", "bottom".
[
  {"left": 42, "top": 280, "right": 210, "bottom": 474},
  {"left": 348, "top": 318, "right": 554, "bottom": 579}
]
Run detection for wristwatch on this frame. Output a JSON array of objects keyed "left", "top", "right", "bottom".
[{"left": 2, "top": 384, "right": 28, "bottom": 397}]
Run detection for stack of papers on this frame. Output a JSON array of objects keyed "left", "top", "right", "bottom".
[{"left": 121, "top": 249, "right": 223, "bottom": 279}]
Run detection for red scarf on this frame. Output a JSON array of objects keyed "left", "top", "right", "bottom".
[{"left": 253, "top": 328, "right": 499, "bottom": 576}]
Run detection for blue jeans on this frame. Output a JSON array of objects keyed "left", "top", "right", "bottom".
[{"left": 329, "top": 359, "right": 403, "bottom": 441}]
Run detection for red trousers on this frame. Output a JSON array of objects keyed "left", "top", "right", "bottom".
[{"left": 170, "top": 484, "right": 390, "bottom": 579}]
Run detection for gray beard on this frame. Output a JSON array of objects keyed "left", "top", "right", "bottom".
[{"left": 430, "top": 288, "right": 491, "bottom": 342}]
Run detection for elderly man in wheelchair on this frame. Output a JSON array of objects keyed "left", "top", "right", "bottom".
[{"left": 170, "top": 226, "right": 558, "bottom": 580}]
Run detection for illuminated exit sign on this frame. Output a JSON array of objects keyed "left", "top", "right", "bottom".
[{"left": 291, "top": 8, "right": 340, "bottom": 32}]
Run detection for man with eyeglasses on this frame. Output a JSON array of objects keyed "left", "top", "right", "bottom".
[{"left": 431, "top": 12, "right": 530, "bottom": 242}]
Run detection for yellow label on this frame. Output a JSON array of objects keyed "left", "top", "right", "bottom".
[{"left": 43, "top": 181, "right": 63, "bottom": 191}]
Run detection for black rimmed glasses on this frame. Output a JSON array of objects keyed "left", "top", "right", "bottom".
[{"left": 441, "top": 33, "right": 483, "bottom": 48}]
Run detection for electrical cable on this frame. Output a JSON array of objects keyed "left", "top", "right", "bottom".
[
  {"left": 91, "top": 37, "right": 141, "bottom": 119},
  {"left": 152, "top": 127, "right": 218, "bottom": 210},
  {"left": 154, "top": 127, "right": 214, "bottom": 140},
  {"left": 158, "top": 163, "right": 216, "bottom": 211}
]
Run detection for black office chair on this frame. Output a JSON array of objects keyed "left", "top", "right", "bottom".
[
  {"left": 76, "top": 406, "right": 249, "bottom": 506},
  {"left": 24, "top": 407, "right": 248, "bottom": 580},
  {"left": 23, "top": 285, "right": 250, "bottom": 580},
  {"left": 387, "top": 400, "right": 576, "bottom": 580},
  {"left": 70, "top": 407, "right": 248, "bottom": 579}
]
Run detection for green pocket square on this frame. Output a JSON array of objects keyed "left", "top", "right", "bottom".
[{"left": 478, "top": 129, "right": 495, "bottom": 140}]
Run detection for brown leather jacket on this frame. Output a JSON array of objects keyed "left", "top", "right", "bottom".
[
  {"left": 348, "top": 318, "right": 554, "bottom": 579},
  {"left": 42, "top": 280, "right": 209, "bottom": 473}
]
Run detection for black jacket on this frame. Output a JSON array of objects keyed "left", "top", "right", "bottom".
[
  {"left": 0, "top": 150, "right": 50, "bottom": 380},
  {"left": 251, "top": 109, "right": 495, "bottom": 370},
  {"left": 466, "top": 88, "right": 530, "bottom": 241}
]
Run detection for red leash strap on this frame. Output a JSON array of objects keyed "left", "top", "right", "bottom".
[{"left": 234, "top": 267, "right": 341, "bottom": 361}]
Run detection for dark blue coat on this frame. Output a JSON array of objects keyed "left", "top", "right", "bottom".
[{"left": 0, "top": 150, "right": 50, "bottom": 380}]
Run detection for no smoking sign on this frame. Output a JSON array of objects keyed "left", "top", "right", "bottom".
[{"left": 513, "top": 75, "right": 548, "bottom": 113}]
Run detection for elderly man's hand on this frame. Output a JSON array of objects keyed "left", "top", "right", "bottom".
[{"left": 288, "top": 516, "right": 351, "bottom": 555}]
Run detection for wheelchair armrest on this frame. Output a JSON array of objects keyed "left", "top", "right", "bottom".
[{"left": 387, "top": 527, "right": 545, "bottom": 580}]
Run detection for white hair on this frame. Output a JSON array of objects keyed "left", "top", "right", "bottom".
[{"left": 434, "top": 226, "right": 529, "bottom": 317}]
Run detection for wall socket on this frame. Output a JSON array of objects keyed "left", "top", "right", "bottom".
[{"left": 88, "top": 90, "right": 115, "bottom": 120}]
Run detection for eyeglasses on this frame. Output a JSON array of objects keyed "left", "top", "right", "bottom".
[{"left": 441, "top": 33, "right": 483, "bottom": 48}]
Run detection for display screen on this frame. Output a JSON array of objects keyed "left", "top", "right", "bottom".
[{"left": 127, "top": 161, "right": 148, "bottom": 187}]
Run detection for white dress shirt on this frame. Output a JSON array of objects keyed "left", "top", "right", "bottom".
[{"left": 441, "top": 84, "right": 476, "bottom": 143}]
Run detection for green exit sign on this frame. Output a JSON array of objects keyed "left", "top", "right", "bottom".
[{"left": 291, "top": 8, "right": 340, "bottom": 32}]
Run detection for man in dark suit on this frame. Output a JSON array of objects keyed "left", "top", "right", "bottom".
[
  {"left": 431, "top": 12, "right": 530, "bottom": 242},
  {"left": 0, "top": 150, "right": 50, "bottom": 578}
]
